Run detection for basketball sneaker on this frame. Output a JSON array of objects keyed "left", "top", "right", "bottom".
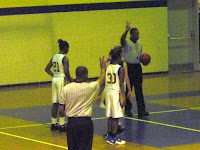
[
  {"left": 106, "top": 136, "right": 115, "bottom": 145},
  {"left": 113, "top": 137, "right": 126, "bottom": 145},
  {"left": 51, "top": 123, "right": 58, "bottom": 131},
  {"left": 106, "top": 136, "right": 126, "bottom": 145},
  {"left": 104, "top": 125, "right": 124, "bottom": 138}
]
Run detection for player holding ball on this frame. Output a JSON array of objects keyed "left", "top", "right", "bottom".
[
  {"left": 121, "top": 21, "right": 149, "bottom": 119},
  {"left": 140, "top": 53, "right": 151, "bottom": 66}
]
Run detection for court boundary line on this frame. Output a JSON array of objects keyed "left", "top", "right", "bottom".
[
  {"left": 0, "top": 118, "right": 107, "bottom": 130},
  {"left": 125, "top": 107, "right": 200, "bottom": 133},
  {"left": 133, "top": 107, "right": 200, "bottom": 115},
  {"left": 124, "top": 116, "right": 200, "bottom": 133},
  {"left": 0, "top": 107, "right": 199, "bottom": 131},
  {"left": 0, "top": 131, "right": 68, "bottom": 149},
  {"left": 0, "top": 108, "right": 199, "bottom": 150},
  {"left": 0, "top": 124, "right": 44, "bottom": 130}
]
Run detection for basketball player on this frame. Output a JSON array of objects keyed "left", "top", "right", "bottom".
[
  {"left": 105, "top": 46, "right": 126, "bottom": 145},
  {"left": 59, "top": 57, "right": 106, "bottom": 150},
  {"left": 121, "top": 21, "right": 149, "bottom": 118},
  {"left": 100, "top": 51, "right": 132, "bottom": 137},
  {"left": 45, "top": 39, "right": 72, "bottom": 132}
]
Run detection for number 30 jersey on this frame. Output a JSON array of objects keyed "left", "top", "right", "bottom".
[
  {"left": 52, "top": 54, "right": 65, "bottom": 77},
  {"left": 105, "top": 64, "right": 122, "bottom": 93}
]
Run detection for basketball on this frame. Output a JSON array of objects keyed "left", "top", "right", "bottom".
[{"left": 140, "top": 53, "right": 151, "bottom": 66}]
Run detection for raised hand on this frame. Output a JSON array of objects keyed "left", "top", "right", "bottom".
[
  {"left": 126, "top": 21, "right": 131, "bottom": 32},
  {"left": 99, "top": 56, "right": 106, "bottom": 70}
]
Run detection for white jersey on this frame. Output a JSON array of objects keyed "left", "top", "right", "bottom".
[
  {"left": 105, "top": 64, "right": 121, "bottom": 93},
  {"left": 52, "top": 54, "right": 65, "bottom": 77},
  {"left": 123, "top": 39, "right": 142, "bottom": 64}
]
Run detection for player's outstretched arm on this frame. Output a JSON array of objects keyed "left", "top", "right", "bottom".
[
  {"left": 121, "top": 21, "right": 131, "bottom": 46},
  {"left": 45, "top": 58, "right": 54, "bottom": 77},
  {"left": 96, "top": 56, "right": 106, "bottom": 105},
  {"left": 119, "top": 67, "right": 126, "bottom": 107},
  {"left": 96, "top": 82, "right": 105, "bottom": 105},
  {"left": 97, "top": 56, "right": 106, "bottom": 87}
]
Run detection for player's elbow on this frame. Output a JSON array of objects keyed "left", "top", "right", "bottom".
[
  {"left": 120, "top": 40, "right": 124, "bottom": 46},
  {"left": 45, "top": 68, "right": 48, "bottom": 73},
  {"left": 120, "top": 38, "right": 126, "bottom": 46}
]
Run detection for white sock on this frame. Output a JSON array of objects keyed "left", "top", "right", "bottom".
[
  {"left": 118, "top": 120, "right": 122, "bottom": 125},
  {"left": 59, "top": 117, "right": 65, "bottom": 125},
  {"left": 52, "top": 118, "right": 57, "bottom": 124}
]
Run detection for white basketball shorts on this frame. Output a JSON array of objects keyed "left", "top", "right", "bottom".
[
  {"left": 52, "top": 77, "right": 65, "bottom": 103},
  {"left": 105, "top": 91, "right": 123, "bottom": 118}
]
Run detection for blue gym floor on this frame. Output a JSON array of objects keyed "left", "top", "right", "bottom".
[{"left": 0, "top": 72, "right": 199, "bottom": 150}]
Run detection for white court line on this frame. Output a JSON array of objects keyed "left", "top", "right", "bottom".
[{"left": 0, "top": 131, "right": 68, "bottom": 149}]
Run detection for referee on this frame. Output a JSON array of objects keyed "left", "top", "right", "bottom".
[
  {"left": 59, "top": 57, "right": 106, "bottom": 150},
  {"left": 121, "top": 21, "right": 149, "bottom": 118}
]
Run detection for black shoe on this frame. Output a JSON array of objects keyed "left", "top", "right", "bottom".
[
  {"left": 138, "top": 114, "right": 143, "bottom": 119},
  {"left": 138, "top": 111, "right": 149, "bottom": 119},
  {"left": 117, "top": 125, "right": 125, "bottom": 134},
  {"left": 51, "top": 123, "right": 58, "bottom": 131},
  {"left": 143, "top": 112, "right": 149, "bottom": 116},
  {"left": 58, "top": 124, "right": 66, "bottom": 132},
  {"left": 125, "top": 112, "right": 133, "bottom": 117}
]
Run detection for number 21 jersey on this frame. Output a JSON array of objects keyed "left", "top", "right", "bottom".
[
  {"left": 105, "top": 64, "right": 121, "bottom": 93},
  {"left": 52, "top": 54, "right": 65, "bottom": 77}
]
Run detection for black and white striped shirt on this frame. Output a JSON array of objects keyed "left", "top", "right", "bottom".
[{"left": 60, "top": 81, "right": 99, "bottom": 117}]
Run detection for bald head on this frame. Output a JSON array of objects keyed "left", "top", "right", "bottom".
[{"left": 76, "top": 66, "right": 88, "bottom": 80}]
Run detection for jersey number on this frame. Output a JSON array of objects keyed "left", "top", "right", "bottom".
[
  {"left": 53, "top": 62, "right": 60, "bottom": 72},
  {"left": 107, "top": 73, "right": 116, "bottom": 84}
]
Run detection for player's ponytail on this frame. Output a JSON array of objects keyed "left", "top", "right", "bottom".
[
  {"left": 58, "top": 39, "right": 69, "bottom": 50},
  {"left": 58, "top": 39, "right": 63, "bottom": 44}
]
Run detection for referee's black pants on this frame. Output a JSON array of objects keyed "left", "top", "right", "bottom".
[
  {"left": 66, "top": 117, "right": 93, "bottom": 150},
  {"left": 125, "top": 63, "right": 147, "bottom": 117}
]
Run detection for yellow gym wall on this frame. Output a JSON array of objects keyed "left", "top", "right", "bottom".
[{"left": 0, "top": 1, "right": 168, "bottom": 85}]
